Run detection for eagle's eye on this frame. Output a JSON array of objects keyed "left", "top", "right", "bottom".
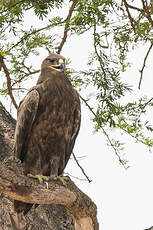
[
  {"left": 50, "top": 59, "right": 54, "bottom": 63},
  {"left": 46, "top": 58, "right": 56, "bottom": 64}
]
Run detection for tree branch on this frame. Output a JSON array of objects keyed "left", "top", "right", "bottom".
[
  {"left": 141, "top": 0, "right": 153, "bottom": 27},
  {"left": 11, "top": 69, "right": 40, "bottom": 90},
  {"left": 0, "top": 0, "right": 25, "bottom": 14},
  {"left": 0, "top": 54, "right": 18, "bottom": 109},
  {"left": 57, "top": 0, "right": 79, "bottom": 54},
  {"left": 138, "top": 43, "right": 153, "bottom": 89},
  {"left": 122, "top": 0, "right": 144, "bottom": 12},
  {"left": 0, "top": 157, "right": 98, "bottom": 230},
  {"left": 72, "top": 152, "right": 92, "bottom": 183},
  {"left": 8, "top": 23, "right": 59, "bottom": 52},
  {"left": 7, "top": 0, "right": 79, "bottom": 55},
  {"left": 93, "top": 22, "right": 108, "bottom": 94},
  {"left": 122, "top": 0, "right": 136, "bottom": 32},
  {"left": 65, "top": 172, "right": 88, "bottom": 182}
]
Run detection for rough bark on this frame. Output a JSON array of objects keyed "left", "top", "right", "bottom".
[{"left": 0, "top": 101, "right": 99, "bottom": 230}]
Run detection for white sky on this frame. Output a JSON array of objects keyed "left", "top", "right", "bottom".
[
  {"left": 66, "top": 39, "right": 153, "bottom": 230},
  {"left": 1, "top": 5, "right": 153, "bottom": 230}
]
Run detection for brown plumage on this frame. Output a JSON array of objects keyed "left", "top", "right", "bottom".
[{"left": 14, "top": 53, "right": 81, "bottom": 215}]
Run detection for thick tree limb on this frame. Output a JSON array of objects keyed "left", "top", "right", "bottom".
[{"left": 0, "top": 157, "right": 98, "bottom": 230}]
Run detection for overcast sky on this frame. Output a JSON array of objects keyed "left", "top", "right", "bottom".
[
  {"left": 1, "top": 6, "right": 153, "bottom": 230},
  {"left": 66, "top": 38, "right": 153, "bottom": 230}
]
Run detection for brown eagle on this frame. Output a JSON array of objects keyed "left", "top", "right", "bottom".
[{"left": 14, "top": 53, "right": 81, "bottom": 215}]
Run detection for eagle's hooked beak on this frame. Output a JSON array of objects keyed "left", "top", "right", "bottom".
[
  {"left": 58, "top": 59, "right": 65, "bottom": 71},
  {"left": 49, "top": 58, "right": 65, "bottom": 72}
]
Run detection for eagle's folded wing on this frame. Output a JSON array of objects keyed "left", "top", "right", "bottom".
[
  {"left": 65, "top": 94, "right": 81, "bottom": 166},
  {"left": 14, "top": 89, "right": 39, "bottom": 161}
]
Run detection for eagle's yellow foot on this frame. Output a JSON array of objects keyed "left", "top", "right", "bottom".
[
  {"left": 50, "top": 175, "right": 68, "bottom": 185},
  {"left": 57, "top": 176, "right": 68, "bottom": 185},
  {"left": 27, "top": 174, "right": 49, "bottom": 184},
  {"left": 50, "top": 174, "right": 57, "bottom": 181}
]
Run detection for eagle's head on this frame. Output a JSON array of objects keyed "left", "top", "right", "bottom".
[{"left": 41, "top": 53, "right": 65, "bottom": 73}]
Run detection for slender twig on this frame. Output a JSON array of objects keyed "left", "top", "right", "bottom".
[
  {"left": 23, "top": 68, "right": 40, "bottom": 76},
  {"left": 11, "top": 69, "right": 40, "bottom": 88},
  {"left": 79, "top": 95, "right": 95, "bottom": 115},
  {"left": 141, "top": 0, "right": 153, "bottom": 27},
  {"left": 22, "top": 61, "right": 40, "bottom": 76},
  {"left": 143, "top": 97, "right": 153, "bottom": 108},
  {"left": 57, "top": 0, "right": 79, "bottom": 54},
  {"left": 122, "top": 0, "right": 144, "bottom": 12},
  {"left": 80, "top": 95, "right": 128, "bottom": 169},
  {"left": 93, "top": 22, "right": 108, "bottom": 93},
  {"left": 118, "top": 125, "right": 148, "bottom": 146},
  {"left": 0, "top": 0, "right": 25, "bottom": 14},
  {"left": 64, "top": 172, "right": 87, "bottom": 182},
  {"left": 122, "top": 0, "right": 136, "bottom": 32},
  {"left": 8, "top": 22, "right": 61, "bottom": 52},
  {"left": 12, "top": 88, "right": 29, "bottom": 91},
  {"left": 0, "top": 54, "right": 18, "bottom": 109},
  {"left": 72, "top": 152, "right": 92, "bottom": 183},
  {"left": 136, "top": 96, "right": 153, "bottom": 121},
  {"left": 138, "top": 43, "right": 153, "bottom": 89}
]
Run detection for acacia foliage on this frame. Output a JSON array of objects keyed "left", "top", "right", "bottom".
[{"left": 0, "top": 0, "right": 153, "bottom": 167}]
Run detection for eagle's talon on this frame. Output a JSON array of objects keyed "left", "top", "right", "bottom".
[
  {"left": 50, "top": 175, "right": 67, "bottom": 185},
  {"left": 27, "top": 174, "right": 49, "bottom": 184},
  {"left": 50, "top": 174, "right": 57, "bottom": 181},
  {"left": 58, "top": 176, "right": 68, "bottom": 185},
  {"left": 57, "top": 176, "right": 68, "bottom": 185}
]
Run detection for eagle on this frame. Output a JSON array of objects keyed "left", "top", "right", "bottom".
[{"left": 14, "top": 53, "right": 81, "bottom": 215}]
